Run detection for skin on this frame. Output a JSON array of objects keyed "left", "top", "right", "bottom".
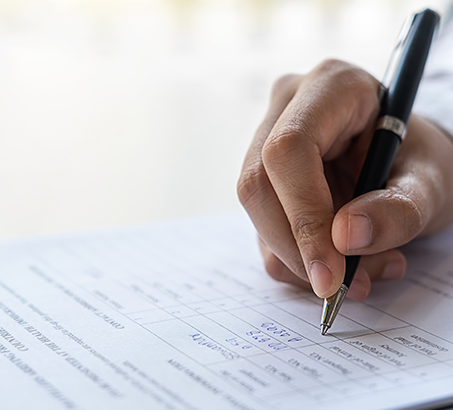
[{"left": 237, "top": 59, "right": 453, "bottom": 301}]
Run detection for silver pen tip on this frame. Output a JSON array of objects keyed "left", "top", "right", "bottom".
[{"left": 319, "top": 284, "right": 349, "bottom": 336}]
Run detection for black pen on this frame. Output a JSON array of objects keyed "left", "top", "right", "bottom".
[{"left": 321, "top": 9, "right": 440, "bottom": 335}]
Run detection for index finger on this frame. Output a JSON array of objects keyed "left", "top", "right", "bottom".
[
  {"left": 261, "top": 60, "right": 380, "bottom": 297},
  {"left": 238, "top": 74, "right": 309, "bottom": 281}
]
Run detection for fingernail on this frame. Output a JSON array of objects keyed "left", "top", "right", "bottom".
[
  {"left": 382, "top": 261, "right": 404, "bottom": 280},
  {"left": 348, "top": 214, "right": 372, "bottom": 251},
  {"left": 309, "top": 261, "right": 334, "bottom": 296}
]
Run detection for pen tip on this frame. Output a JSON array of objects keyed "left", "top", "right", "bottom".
[{"left": 321, "top": 324, "right": 329, "bottom": 336}]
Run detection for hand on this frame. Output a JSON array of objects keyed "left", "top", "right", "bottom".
[{"left": 237, "top": 59, "right": 453, "bottom": 301}]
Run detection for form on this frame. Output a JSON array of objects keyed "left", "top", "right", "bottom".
[{"left": 0, "top": 214, "right": 452, "bottom": 410}]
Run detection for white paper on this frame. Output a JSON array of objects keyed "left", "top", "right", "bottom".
[{"left": 0, "top": 214, "right": 452, "bottom": 410}]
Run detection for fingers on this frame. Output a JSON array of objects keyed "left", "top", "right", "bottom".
[
  {"left": 348, "top": 250, "right": 406, "bottom": 301},
  {"left": 262, "top": 125, "right": 345, "bottom": 297},
  {"left": 347, "top": 267, "right": 371, "bottom": 301},
  {"left": 332, "top": 189, "right": 424, "bottom": 255},
  {"left": 259, "top": 239, "right": 311, "bottom": 290},
  {"left": 238, "top": 74, "right": 308, "bottom": 279},
  {"left": 260, "top": 61, "right": 379, "bottom": 297},
  {"left": 332, "top": 115, "right": 453, "bottom": 256},
  {"left": 239, "top": 61, "right": 382, "bottom": 298},
  {"left": 261, "top": 233, "right": 406, "bottom": 302},
  {"left": 240, "top": 61, "right": 453, "bottom": 303},
  {"left": 360, "top": 250, "right": 406, "bottom": 282}
]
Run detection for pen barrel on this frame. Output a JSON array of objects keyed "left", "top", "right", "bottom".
[
  {"left": 382, "top": 9, "right": 439, "bottom": 122},
  {"left": 353, "top": 129, "right": 401, "bottom": 198},
  {"left": 338, "top": 8, "right": 439, "bottom": 313},
  {"left": 343, "top": 129, "right": 401, "bottom": 288},
  {"left": 344, "top": 255, "right": 362, "bottom": 288}
]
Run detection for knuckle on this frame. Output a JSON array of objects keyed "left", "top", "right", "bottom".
[
  {"left": 315, "top": 58, "right": 361, "bottom": 80},
  {"left": 314, "top": 59, "right": 376, "bottom": 95},
  {"left": 312, "top": 59, "right": 378, "bottom": 126},
  {"left": 388, "top": 190, "right": 425, "bottom": 241},
  {"left": 291, "top": 215, "right": 328, "bottom": 245},
  {"left": 262, "top": 128, "right": 302, "bottom": 165},
  {"left": 237, "top": 163, "right": 268, "bottom": 208},
  {"left": 315, "top": 58, "right": 347, "bottom": 73},
  {"left": 271, "top": 74, "right": 300, "bottom": 99}
]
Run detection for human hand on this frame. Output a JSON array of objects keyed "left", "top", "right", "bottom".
[{"left": 237, "top": 59, "right": 453, "bottom": 301}]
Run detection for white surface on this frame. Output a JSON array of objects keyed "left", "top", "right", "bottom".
[
  {"left": 0, "top": 0, "right": 450, "bottom": 239},
  {"left": 0, "top": 213, "right": 453, "bottom": 409}
]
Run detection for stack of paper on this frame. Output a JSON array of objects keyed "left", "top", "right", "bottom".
[{"left": 1, "top": 214, "right": 452, "bottom": 410}]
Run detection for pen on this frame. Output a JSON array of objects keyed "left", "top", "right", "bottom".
[{"left": 320, "top": 9, "right": 440, "bottom": 335}]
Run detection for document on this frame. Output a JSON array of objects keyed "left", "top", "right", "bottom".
[{"left": 0, "top": 214, "right": 452, "bottom": 410}]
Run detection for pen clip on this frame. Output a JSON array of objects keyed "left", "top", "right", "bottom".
[
  {"left": 381, "top": 13, "right": 416, "bottom": 90},
  {"left": 396, "top": 13, "right": 416, "bottom": 49}
]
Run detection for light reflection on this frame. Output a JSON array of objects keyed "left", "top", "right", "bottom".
[{"left": 0, "top": 0, "right": 449, "bottom": 238}]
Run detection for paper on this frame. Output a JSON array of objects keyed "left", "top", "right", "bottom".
[{"left": 0, "top": 214, "right": 453, "bottom": 410}]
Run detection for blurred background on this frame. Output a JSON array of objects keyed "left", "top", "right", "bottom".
[{"left": 0, "top": 0, "right": 449, "bottom": 239}]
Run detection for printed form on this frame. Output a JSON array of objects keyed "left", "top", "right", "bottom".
[{"left": 0, "top": 214, "right": 452, "bottom": 410}]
